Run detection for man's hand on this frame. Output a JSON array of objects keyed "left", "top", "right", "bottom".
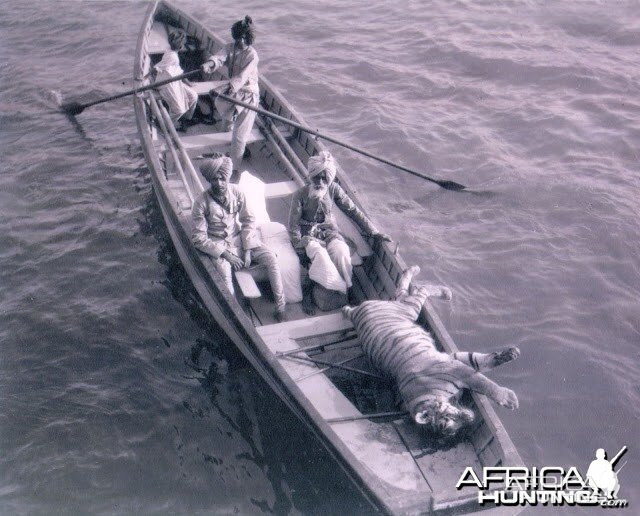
[
  {"left": 201, "top": 61, "right": 215, "bottom": 73},
  {"left": 243, "top": 250, "right": 252, "bottom": 268},
  {"left": 222, "top": 250, "right": 244, "bottom": 271},
  {"left": 301, "top": 236, "right": 320, "bottom": 248},
  {"left": 372, "top": 232, "right": 392, "bottom": 243}
]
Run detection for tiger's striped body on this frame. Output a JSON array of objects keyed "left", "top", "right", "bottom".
[
  {"left": 343, "top": 286, "right": 462, "bottom": 414},
  {"left": 343, "top": 279, "right": 519, "bottom": 435}
]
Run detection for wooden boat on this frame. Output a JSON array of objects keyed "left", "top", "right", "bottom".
[{"left": 133, "top": 1, "right": 524, "bottom": 513}]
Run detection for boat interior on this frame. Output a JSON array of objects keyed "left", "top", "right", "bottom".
[
  {"left": 145, "top": 13, "right": 393, "bottom": 327},
  {"left": 134, "top": 5, "right": 522, "bottom": 512}
]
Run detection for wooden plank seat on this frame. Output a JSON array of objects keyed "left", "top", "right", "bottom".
[
  {"left": 159, "top": 126, "right": 295, "bottom": 155},
  {"left": 235, "top": 269, "right": 262, "bottom": 299},
  {"left": 156, "top": 127, "right": 266, "bottom": 154},
  {"left": 264, "top": 180, "right": 298, "bottom": 199},
  {"left": 234, "top": 180, "right": 299, "bottom": 299},
  {"left": 257, "top": 311, "right": 353, "bottom": 340}
]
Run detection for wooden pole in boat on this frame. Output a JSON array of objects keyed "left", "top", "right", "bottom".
[
  {"left": 61, "top": 70, "right": 201, "bottom": 116},
  {"left": 155, "top": 98, "right": 205, "bottom": 194},
  {"left": 259, "top": 115, "right": 309, "bottom": 178},
  {"left": 284, "top": 354, "right": 385, "bottom": 380},
  {"left": 210, "top": 90, "right": 467, "bottom": 191},
  {"left": 326, "top": 411, "right": 409, "bottom": 423},
  {"left": 294, "top": 354, "right": 364, "bottom": 382},
  {"left": 148, "top": 94, "right": 195, "bottom": 204},
  {"left": 254, "top": 117, "right": 305, "bottom": 188},
  {"left": 275, "top": 334, "right": 359, "bottom": 357}
]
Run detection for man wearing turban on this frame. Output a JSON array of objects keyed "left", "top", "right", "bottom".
[
  {"left": 202, "top": 16, "right": 259, "bottom": 178},
  {"left": 192, "top": 155, "right": 287, "bottom": 321},
  {"left": 288, "top": 151, "right": 391, "bottom": 313}
]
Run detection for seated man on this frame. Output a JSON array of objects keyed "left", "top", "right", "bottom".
[
  {"left": 192, "top": 155, "right": 287, "bottom": 321},
  {"left": 288, "top": 151, "right": 391, "bottom": 313},
  {"left": 154, "top": 30, "right": 198, "bottom": 132}
]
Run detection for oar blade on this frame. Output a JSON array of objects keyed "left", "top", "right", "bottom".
[
  {"left": 61, "top": 101, "right": 85, "bottom": 116},
  {"left": 436, "top": 179, "right": 466, "bottom": 191}
]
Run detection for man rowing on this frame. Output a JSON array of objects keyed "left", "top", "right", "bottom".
[
  {"left": 154, "top": 30, "right": 199, "bottom": 132},
  {"left": 201, "top": 16, "right": 259, "bottom": 180}
]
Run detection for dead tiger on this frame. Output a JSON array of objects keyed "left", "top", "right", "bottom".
[{"left": 342, "top": 266, "right": 519, "bottom": 439}]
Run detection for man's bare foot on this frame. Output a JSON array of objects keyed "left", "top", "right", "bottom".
[{"left": 275, "top": 308, "right": 288, "bottom": 323}]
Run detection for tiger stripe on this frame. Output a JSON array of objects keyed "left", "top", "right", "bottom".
[{"left": 344, "top": 286, "right": 465, "bottom": 408}]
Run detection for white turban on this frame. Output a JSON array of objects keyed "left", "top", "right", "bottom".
[
  {"left": 307, "top": 151, "right": 337, "bottom": 184},
  {"left": 200, "top": 156, "right": 233, "bottom": 182}
]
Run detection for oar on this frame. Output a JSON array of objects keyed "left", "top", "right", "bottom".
[
  {"left": 211, "top": 90, "right": 466, "bottom": 191},
  {"left": 61, "top": 70, "right": 201, "bottom": 116}
]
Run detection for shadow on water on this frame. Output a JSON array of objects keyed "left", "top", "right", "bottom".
[
  {"left": 463, "top": 188, "right": 499, "bottom": 199},
  {"left": 138, "top": 188, "right": 372, "bottom": 514},
  {"left": 136, "top": 186, "right": 240, "bottom": 368},
  {"left": 63, "top": 112, "right": 97, "bottom": 145},
  {"left": 46, "top": 88, "right": 129, "bottom": 149}
]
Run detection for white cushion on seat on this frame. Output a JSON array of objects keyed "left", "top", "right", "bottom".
[
  {"left": 259, "top": 221, "right": 303, "bottom": 303},
  {"left": 238, "top": 171, "right": 271, "bottom": 226},
  {"left": 237, "top": 173, "right": 303, "bottom": 303}
]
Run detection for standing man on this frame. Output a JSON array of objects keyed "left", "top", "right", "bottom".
[
  {"left": 288, "top": 151, "right": 391, "bottom": 312},
  {"left": 201, "top": 16, "right": 259, "bottom": 180},
  {"left": 192, "top": 155, "right": 287, "bottom": 321}
]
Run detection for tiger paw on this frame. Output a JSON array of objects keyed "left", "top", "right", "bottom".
[
  {"left": 495, "top": 387, "right": 519, "bottom": 410},
  {"left": 491, "top": 347, "right": 520, "bottom": 367},
  {"left": 439, "top": 286, "right": 453, "bottom": 301}
]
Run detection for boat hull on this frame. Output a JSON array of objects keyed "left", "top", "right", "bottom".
[{"left": 133, "top": 2, "right": 524, "bottom": 514}]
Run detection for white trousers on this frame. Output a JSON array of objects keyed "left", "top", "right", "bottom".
[
  {"left": 214, "top": 92, "right": 258, "bottom": 171},
  {"left": 306, "top": 238, "right": 353, "bottom": 292}
]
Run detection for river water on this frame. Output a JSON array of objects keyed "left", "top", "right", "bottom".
[{"left": 1, "top": 0, "right": 638, "bottom": 514}]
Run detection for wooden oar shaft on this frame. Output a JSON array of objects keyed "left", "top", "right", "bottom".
[
  {"left": 77, "top": 70, "right": 201, "bottom": 110},
  {"left": 211, "top": 90, "right": 465, "bottom": 190}
]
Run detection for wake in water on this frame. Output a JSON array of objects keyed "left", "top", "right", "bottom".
[
  {"left": 44, "top": 88, "right": 63, "bottom": 107},
  {"left": 41, "top": 86, "right": 143, "bottom": 168}
]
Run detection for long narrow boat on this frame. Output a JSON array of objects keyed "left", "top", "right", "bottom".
[{"left": 133, "top": 1, "right": 524, "bottom": 513}]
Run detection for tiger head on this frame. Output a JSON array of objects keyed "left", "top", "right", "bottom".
[{"left": 412, "top": 398, "right": 475, "bottom": 439}]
